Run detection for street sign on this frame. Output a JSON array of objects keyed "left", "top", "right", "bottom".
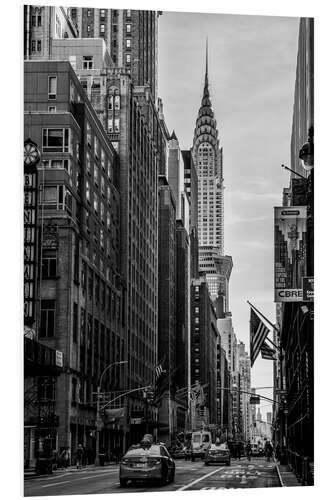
[
  {"left": 250, "top": 396, "right": 260, "bottom": 405},
  {"left": 130, "top": 417, "right": 143, "bottom": 425}
]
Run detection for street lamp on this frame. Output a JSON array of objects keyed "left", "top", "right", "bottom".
[{"left": 95, "top": 361, "right": 128, "bottom": 466}]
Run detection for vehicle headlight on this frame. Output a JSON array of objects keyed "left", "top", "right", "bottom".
[{"left": 148, "top": 458, "right": 161, "bottom": 466}]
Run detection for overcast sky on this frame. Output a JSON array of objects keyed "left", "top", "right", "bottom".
[{"left": 158, "top": 11, "right": 300, "bottom": 414}]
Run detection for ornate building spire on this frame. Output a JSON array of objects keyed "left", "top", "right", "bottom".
[
  {"left": 205, "top": 37, "right": 208, "bottom": 87},
  {"left": 193, "top": 39, "right": 218, "bottom": 150}
]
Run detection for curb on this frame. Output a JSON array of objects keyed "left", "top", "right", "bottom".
[{"left": 274, "top": 458, "right": 285, "bottom": 487}]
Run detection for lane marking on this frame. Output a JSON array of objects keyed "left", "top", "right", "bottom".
[
  {"left": 177, "top": 466, "right": 225, "bottom": 491},
  {"left": 41, "top": 471, "right": 114, "bottom": 488},
  {"left": 41, "top": 481, "right": 71, "bottom": 488}
]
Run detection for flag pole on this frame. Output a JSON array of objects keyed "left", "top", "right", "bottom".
[{"left": 247, "top": 300, "right": 280, "bottom": 350}]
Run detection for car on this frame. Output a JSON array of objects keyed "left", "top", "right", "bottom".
[
  {"left": 205, "top": 443, "right": 231, "bottom": 466},
  {"left": 119, "top": 442, "right": 175, "bottom": 487}
]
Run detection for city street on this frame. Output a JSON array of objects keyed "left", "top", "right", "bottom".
[{"left": 24, "top": 457, "right": 280, "bottom": 496}]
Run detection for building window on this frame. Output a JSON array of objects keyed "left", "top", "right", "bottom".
[
  {"left": 100, "top": 9, "right": 106, "bottom": 19},
  {"left": 48, "top": 106, "right": 56, "bottom": 113},
  {"left": 42, "top": 249, "right": 57, "bottom": 278},
  {"left": 126, "top": 9, "right": 131, "bottom": 17},
  {"left": 73, "top": 302, "right": 78, "bottom": 343},
  {"left": 87, "top": 9, "right": 91, "bottom": 17},
  {"left": 37, "top": 40, "right": 42, "bottom": 51},
  {"left": 101, "top": 176, "right": 105, "bottom": 197},
  {"left": 101, "top": 149, "right": 106, "bottom": 170},
  {"left": 94, "top": 192, "right": 99, "bottom": 214},
  {"left": 72, "top": 377, "right": 77, "bottom": 404},
  {"left": 40, "top": 300, "right": 56, "bottom": 338},
  {"left": 31, "top": 40, "right": 36, "bottom": 52},
  {"left": 82, "top": 56, "right": 93, "bottom": 69},
  {"left": 87, "top": 25, "right": 91, "bottom": 33},
  {"left": 86, "top": 181, "right": 91, "bottom": 203},
  {"left": 100, "top": 201, "right": 105, "bottom": 221},
  {"left": 94, "top": 137, "right": 99, "bottom": 160},
  {"left": 91, "top": 77, "right": 101, "bottom": 92},
  {"left": 37, "top": 14, "right": 42, "bottom": 26},
  {"left": 87, "top": 122, "right": 92, "bottom": 147},
  {"left": 126, "top": 54, "right": 131, "bottom": 64},
  {"left": 48, "top": 76, "right": 57, "bottom": 100},
  {"left": 126, "top": 24, "right": 131, "bottom": 33},
  {"left": 31, "top": 15, "right": 36, "bottom": 26},
  {"left": 86, "top": 152, "right": 91, "bottom": 175},
  {"left": 94, "top": 164, "right": 99, "bottom": 186},
  {"left": 42, "top": 128, "right": 69, "bottom": 152},
  {"left": 126, "top": 39, "right": 131, "bottom": 48},
  {"left": 114, "top": 118, "right": 119, "bottom": 132},
  {"left": 40, "top": 185, "right": 63, "bottom": 210},
  {"left": 100, "top": 24, "right": 105, "bottom": 33}
]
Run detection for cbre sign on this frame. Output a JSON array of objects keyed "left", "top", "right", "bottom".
[{"left": 274, "top": 206, "right": 307, "bottom": 302}]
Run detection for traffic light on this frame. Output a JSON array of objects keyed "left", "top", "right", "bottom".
[{"left": 144, "top": 386, "right": 155, "bottom": 404}]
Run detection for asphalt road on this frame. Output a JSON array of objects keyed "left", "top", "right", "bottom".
[{"left": 24, "top": 456, "right": 280, "bottom": 496}]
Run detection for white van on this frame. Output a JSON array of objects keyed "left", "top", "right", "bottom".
[{"left": 191, "top": 431, "right": 212, "bottom": 460}]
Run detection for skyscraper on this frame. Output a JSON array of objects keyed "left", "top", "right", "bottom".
[
  {"left": 70, "top": 8, "right": 161, "bottom": 102},
  {"left": 192, "top": 42, "right": 230, "bottom": 305}
]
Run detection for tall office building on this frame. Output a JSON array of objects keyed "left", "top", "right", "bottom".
[
  {"left": 69, "top": 8, "right": 161, "bottom": 102},
  {"left": 192, "top": 43, "right": 231, "bottom": 306},
  {"left": 24, "top": 60, "right": 126, "bottom": 459}
]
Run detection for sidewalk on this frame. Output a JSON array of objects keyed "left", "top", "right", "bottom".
[
  {"left": 24, "top": 463, "right": 118, "bottom": 480},
  {"left": 275, "top": 460, "right": 300, "bottom": 487}
]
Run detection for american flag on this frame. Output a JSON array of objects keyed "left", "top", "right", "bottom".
[
  {"left": 250, "top": 307, "right": 270, "bottom": 367},
  {"left": 155, "top": 364, "right": 166, "bottom": 379},
  {"left": 260, "top": 341, "right": 277, "bottom": 361}
]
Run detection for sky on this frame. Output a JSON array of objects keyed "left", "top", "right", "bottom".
[{"left": 158, "top": 10, "right": 300, "bottom": 415}]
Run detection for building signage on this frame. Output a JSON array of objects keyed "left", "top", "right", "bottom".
[
  {"left": 303, "top": 277, "right": 314, "bottom": 302},
  {"left": 56, "top": 350, "right": 63, "bottom": 367},
  {"left": 274, "top": 206, "right": 307, "bottom": 302},
  {"left": 24, "top": 142, "right": 39, "bottom": 326}
]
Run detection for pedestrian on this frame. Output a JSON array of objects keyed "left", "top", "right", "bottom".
[
  {"left": 264, "top": 440, "right": 273, "bottom": 462},
  {"left": 60, "top": 447, "right": 70, "bottom": 468},
  {"left": 245, "top": 441, "right": 252, "bottom": 461},
  {"left": 76, "top": 444, "right": 83, "bottom": 469},
  {"left": 114, "top": 446, "right": 121, "bottom": 464}
]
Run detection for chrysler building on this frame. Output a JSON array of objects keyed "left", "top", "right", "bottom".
[{"left": 192, "top": 42, "right": 232, "bottom": 309}]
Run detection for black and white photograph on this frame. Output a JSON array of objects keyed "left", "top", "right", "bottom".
[{"left": 19, "top": 1, "right": 318, "bottom": 497}]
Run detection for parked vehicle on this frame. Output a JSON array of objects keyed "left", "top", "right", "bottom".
[
  {"left": 119, "top": 442, "right": 175, "bottom": 487},
  {"left": 190, "top": 431, "right": 212, "bottom": 461},
  {"left": 205, "top": 443, "right": 231, "bottom": 466}
]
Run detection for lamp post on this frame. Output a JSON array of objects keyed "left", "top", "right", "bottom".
[{"left": 95, "top": 361, "right": 128, "bottom": 466}]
